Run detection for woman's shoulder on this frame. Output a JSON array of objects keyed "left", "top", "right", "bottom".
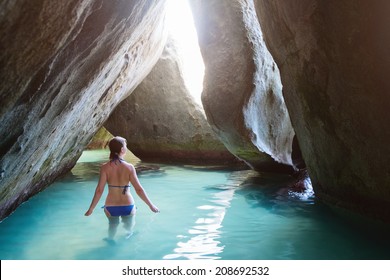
[
  {"left": 101, "top": 160, "right": 112, "bottom": 166},
  {"left": 123, "top": 161, "right": 135, "bottom": 170},
  {"left": 98, "top": 162, "right": 108, "bottom": 171},
  {"left": 100, "top": 160, "right": 116, "bottom": 169},
  {"left": 100, "top": 160, "right": 134, "bottom": 172}
]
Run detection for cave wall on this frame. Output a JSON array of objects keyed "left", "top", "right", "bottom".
[
  {"left": 0, "top": 0, "right": 168, "bottom": 220},
  {"left": 254, "top": 0, "right": 390, "bottom": 221}
]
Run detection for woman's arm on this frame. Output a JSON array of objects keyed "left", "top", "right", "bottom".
[
  {"left": 129, "top": 165, "right": 159, "bottom": 213},
  {"left": 85, "top": 166, "right": 107, "bottom": 216}
]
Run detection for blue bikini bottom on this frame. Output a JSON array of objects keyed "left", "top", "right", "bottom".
[{"left": 104, "top": 205, "right": 134, "bottom": 216}]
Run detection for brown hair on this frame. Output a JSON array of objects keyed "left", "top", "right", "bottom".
[{"left": 108, "top": 136, "right": 127, "bottom": 160}]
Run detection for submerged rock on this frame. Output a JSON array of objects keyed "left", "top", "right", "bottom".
[
  {"left": 105, "top": 36, "right": 241, "bottom": 166},
  {"left": 135, "top": 164, "right": 161, "bottom": 174},
  {"left": 189, "top": 0, "right": 297, "bottom": 172},
  {"left": 254, "top": 0, "right": 390, "bottom": 222},
  {"left": 0, "top": 0, "right": 168, "bottom": 220}
]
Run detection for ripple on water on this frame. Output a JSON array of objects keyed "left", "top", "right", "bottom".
[{"left": 1, "top": 151, "right": 390, "bottom": 260}]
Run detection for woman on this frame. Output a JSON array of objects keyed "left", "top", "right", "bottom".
[{"left": 85, "top": 136, "right": 159, "bottom": 242}]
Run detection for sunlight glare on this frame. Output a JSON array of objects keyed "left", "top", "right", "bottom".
[{"left": 166, "top": 0, "right": 204, "bottom": 106}]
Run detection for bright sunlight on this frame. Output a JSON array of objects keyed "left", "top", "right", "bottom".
[{"left": 166, "top": 0, "right": 204, "bottom": 106}]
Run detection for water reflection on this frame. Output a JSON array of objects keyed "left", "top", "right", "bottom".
[
  {"left": 164, "top": 180, "right": 239, "bottom": 259},
  {"left": 163, "top": 170, "right": 309, "bottom": 259}
]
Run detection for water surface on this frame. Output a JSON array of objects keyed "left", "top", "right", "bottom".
[{"left": 0, "top": 150, "right": 389, "bottom": 260}]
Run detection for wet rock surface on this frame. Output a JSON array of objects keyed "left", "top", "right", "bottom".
[{"left": 254, "top": 0, "right": 390, "bottom": 222}]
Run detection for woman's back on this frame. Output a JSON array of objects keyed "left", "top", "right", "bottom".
[
  {"left": 103, "top": 160, "right": 134, "bottom": 206},
  {"left": 105, "top": 160, "right": 131, "bottom": 186}
]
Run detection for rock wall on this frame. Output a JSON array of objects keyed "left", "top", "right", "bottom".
[
  {"left": 254, "top": 0, "right": 390, "bottom": 221},
  {"left": 0, "top": 0, "right": 168, "bottom": 220},
  {"left": 188, "top": 0, "right": 297, "bottom": 172},
  {"left": 105, "top": 36, "right": 241, "bottom": 166}
]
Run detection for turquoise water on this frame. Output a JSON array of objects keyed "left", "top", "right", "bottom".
[{"left": 0, "top": 150, "right": 389, "bottom": 260}]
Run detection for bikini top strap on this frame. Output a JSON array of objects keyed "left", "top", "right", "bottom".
[
  {"left": 110, "top": 154, "right": 125, "bottom": 165},
  {"left": 108, "top": 184, "right": 130, "bottom": 194}
]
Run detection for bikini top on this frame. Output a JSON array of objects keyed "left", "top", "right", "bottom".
[
  {"left": 108, "top": 184, "right": 130, "bottom": 195},
  {"left": 108, "top": 156, "right": 129, "bottom": 194}
]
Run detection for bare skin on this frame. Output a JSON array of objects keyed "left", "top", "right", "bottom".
[
  {"left": 85, "top": 146, "right": 159, "bottom": 216},
  {"left": 85, "top": 145, "right": 158, "bottom": 240}
]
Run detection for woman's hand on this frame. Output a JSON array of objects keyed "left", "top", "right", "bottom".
[
  {"left": 149, "top": 204, "right": 160, "bottom": 213},
  {"left": 84, "top": 209, "right": 93, "bottom": 216}
]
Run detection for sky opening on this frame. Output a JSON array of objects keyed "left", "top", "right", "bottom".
[{"left": 166, "top": 0, "right": 205, "bottom": 106}]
